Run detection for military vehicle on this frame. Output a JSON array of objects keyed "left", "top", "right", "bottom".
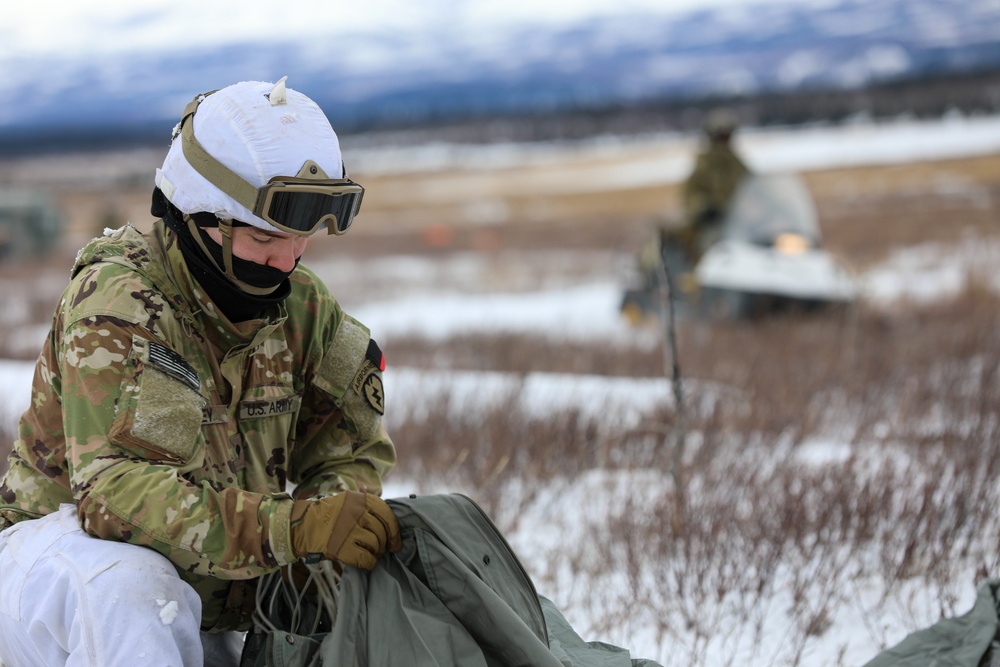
[{"left": 621, "top": 173, "right": 857, "bottom": 322}]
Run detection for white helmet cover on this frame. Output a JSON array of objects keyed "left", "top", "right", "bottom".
[{"left": 155, "top": 79, "right": 344, "bottom": 233}]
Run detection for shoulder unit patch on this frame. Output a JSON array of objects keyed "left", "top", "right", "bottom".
[{"left": 351, "top": 358, "right": 384, "bottom": 415}]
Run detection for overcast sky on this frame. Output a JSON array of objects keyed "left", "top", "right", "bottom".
[{"left": 2, "top": 0, "right": 825, "bottom": 59}]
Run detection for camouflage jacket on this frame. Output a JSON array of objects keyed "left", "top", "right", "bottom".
[
  {"left": 0, "top": 221, "right": 395, "bottom": 631},
  {"left": 683, "top": 141, "right": 749, "bottom": 225}
]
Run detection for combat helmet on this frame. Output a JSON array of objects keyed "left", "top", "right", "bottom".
[
  {"left": 154, "top": 78, "right": 364, "bottom": 294},
  {"left": 703, "top": 107, "right": 739, "bottom": 142}
]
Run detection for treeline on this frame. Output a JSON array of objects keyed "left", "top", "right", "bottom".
[
  {"left": 343, "top": 66, "right": 1000, "bottom": 147},
  {"left": 5, "top": 67, "right": 1000, "bottom": 155}
]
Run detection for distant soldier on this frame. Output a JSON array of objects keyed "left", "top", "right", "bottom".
[
  {"left": 0, "top": 79, "right": 400, "bottom": 665},
  {"left": 623, "top": 109, "right": 750, "bottom": 322},
  {"left": 681, "top": 107, "right": 750, "bottom": 262}
]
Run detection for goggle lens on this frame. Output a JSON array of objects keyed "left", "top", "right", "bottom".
[{"left": 257, "top": 180, "right": 365, "bottom": 236}]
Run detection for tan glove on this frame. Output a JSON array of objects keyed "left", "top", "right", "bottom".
[{"left": 290, "top": 491, "right": 402, "bottom": 570}]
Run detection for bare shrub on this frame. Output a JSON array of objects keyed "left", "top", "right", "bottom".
[
  {"left": 389, "top": 386, "right": 613, "bottom": 526},
  {"left": 385, "top": 332, "right": 661, "bottom": 376},
  {"left": 383, "top": 279, "right": 1000, "bottom": 665}
]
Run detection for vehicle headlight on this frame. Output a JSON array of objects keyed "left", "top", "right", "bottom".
[{"left": 774, "top": 233, "right": 809, "bottom": 255}]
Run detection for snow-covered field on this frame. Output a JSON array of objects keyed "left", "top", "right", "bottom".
[{"left": 2, "top": 114, "right": 999, "bottom": 665}]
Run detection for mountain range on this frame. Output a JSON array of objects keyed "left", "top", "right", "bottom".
[{"left": 2, "top": 0, "right": 998, "bottom": 150}]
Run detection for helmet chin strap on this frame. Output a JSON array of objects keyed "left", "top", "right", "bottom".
[{"left": 183, "top": 215, "right": 280, "bottom": 296}]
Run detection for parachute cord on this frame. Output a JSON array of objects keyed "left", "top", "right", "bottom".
[{"left": 252, "top": 562, "right": 342, "bottom": 636}]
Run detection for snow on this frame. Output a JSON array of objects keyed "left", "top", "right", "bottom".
[
  {"left": 347, "top": 113, "right": 1000, "bottom": 182},
  {"left": 861, "top": 236, "right": 1000, "bottom": 305},
  {"left": 0, "top": 361, "right": 34, "bottom": 433},
  {"left": 0, "top": 0, "right": 827, "bottom": 59},
  {"left": 742, "top": 114, "right": 1000, "bottom": 174},
  {"left": 155, "top": 599, "right": 179, "bottom": 626},
  {"left": 384, "top": 366, "right": 678, "bottom": 427},
  {"left": 351, "top": 282, "right": 633, "bottom": 341},
  {"left": 0, "top": 114, "right": 998, "bottom": 665},
  {"left": 327, "top": 232, "right": 1000, "bottom": 344}
]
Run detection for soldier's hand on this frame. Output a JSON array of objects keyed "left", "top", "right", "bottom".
[{"left": 290, "top": 491, "right": 401, "bottom": 570}]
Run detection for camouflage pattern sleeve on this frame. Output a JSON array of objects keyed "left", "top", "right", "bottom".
[
  {"left": 290, "top": 417, "right": 396, "bottom": 499},
  {"left": 0, "top": 319, "right": 74, "bottom": 524},
  {"left": 289, "top": 305, "right": 396, "bottom": 500},
  {"left": 63, "top": 313, "right": 297, "bottom": 578}
]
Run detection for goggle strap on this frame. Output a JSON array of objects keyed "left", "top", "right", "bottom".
[
  {"left": 183, "top": 215, "right": 279, "bottom": 297},
  {"left": 185, "top": 215, "right": 222, "bottom": 275},
  {"left": 180, "top": 94, "right": 261, "bottom": 215},
  {"left": 217, "top": 218, "right": 279, "bottom": 296},
  {"left": 177, "top": 92, "right": 359, "bottom": 239},
  {"left": 218, "top": 219, "right": 235, "bottom": 278}
]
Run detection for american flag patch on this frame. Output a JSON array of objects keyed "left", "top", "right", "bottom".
[{"left": 147, "top": 341, "right": 201, "bottom": 392}]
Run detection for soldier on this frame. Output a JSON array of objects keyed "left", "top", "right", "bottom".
[
  {"left": 681, "top": 107, "right": 750, "bottom": 262},
  {"left": 0, "top": 79, "right": 401, "bottom": 666}
]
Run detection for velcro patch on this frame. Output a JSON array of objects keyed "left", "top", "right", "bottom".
[
  {"left": 147, "top": 340, "right": 200, "bottom": 392},
  {"left": 313, "top": 316, "right": 385, "bottom": 439}
]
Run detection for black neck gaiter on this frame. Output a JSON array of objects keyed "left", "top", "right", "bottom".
[{"left": 153, "top": 188, "right": 295, "bottom": 322}]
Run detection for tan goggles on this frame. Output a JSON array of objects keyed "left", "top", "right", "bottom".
[
  {"left": 178, "top": 90, "right": 364, "bottom": 237},
  {"left": 255, "top": 177, "right": 365, "bottom": 236}
]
